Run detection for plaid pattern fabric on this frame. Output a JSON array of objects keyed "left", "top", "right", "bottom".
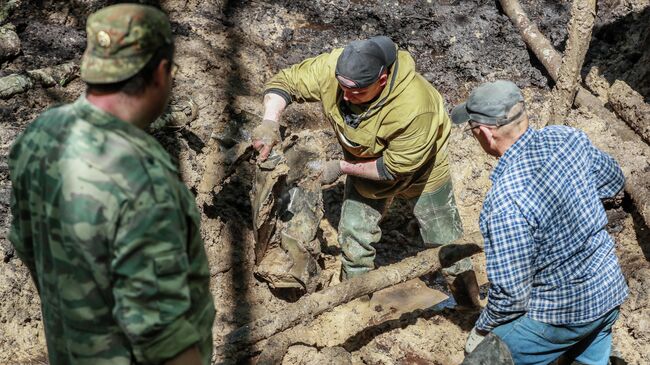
[{"left": 476, "top": 126, "right": 628, "bottom": 332}]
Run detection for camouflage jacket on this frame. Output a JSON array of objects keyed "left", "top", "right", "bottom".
[{"left": 8, "top": 97, "right": 215, "bottom": 365}]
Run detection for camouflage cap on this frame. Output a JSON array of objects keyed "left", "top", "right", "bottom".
[{"left": 80, "top": 4, "right": 173, "bottom": 84}]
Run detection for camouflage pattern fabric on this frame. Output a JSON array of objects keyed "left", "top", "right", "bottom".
[
  {"left": 8, "top": 97, "right": 215, "bottom": 365},
  {"left": 80, "top": 4, "right": 173, "bottom": 84}
]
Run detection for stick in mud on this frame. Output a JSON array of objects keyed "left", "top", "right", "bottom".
[
  {"left": 608, "top": 80, "right": 650, "bottom": 146},
  {"left": 547, "top": 0, "right": 596, "bottom": 126}
]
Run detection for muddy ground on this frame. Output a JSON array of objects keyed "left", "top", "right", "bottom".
[{"left": 1, "top": 0, "right": 649, "bottom": 364}]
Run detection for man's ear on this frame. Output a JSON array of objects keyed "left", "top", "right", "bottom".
[
  {"left": 378, "top": 72, "right": 388, "bottom": 87},
  {"left": 477, "top": 124, "right": 494, "bottom": 142},
  {"left": 153, "top": 59, "right": 171, "bottom": 86}
]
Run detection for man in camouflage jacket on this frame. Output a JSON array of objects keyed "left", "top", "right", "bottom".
[{"left": 8, "top": 4, "right": 215, "bottom": 364}]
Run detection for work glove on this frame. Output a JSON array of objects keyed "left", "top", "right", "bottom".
[
  {"left": 464, "top": 327, "right": 487, "bottom": 354},
  {"left": 307, "top": 160, "right": 343, "bottom": 185},
  {"left": 252, "top": 119, "right": 281, "bottom": 161}
]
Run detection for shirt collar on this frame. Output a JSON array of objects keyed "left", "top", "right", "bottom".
[
  {"left": 72, "top": 96, "right": 178, "bottom": 173},
  {"left": 490, "top": 127, "right": 535, "bottom": 183}
]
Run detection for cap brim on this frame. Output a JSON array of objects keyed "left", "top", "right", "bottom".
[
  {"left": 451, "top": 102, "right": 471, "bottom": 125},
  {"left": 80, "top": 51, "right": 153, "bottom": 84}
]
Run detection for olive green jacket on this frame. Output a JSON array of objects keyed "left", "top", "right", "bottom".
[{"left": 265, "top": 48, "right": 451, "bottom": 199}]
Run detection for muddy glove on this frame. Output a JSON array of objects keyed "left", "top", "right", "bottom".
[
  {"left": 252, "top": 119, "right": 281, "bottom": 161},
  {"left": 320, "top": 160, "right": 343, "bottom": 185},
  {"left": 465, "top": 327, "right": 487, "bottom": 354},
  {"left": 307, "top": 160, "right": 342, "bottom": 185}
]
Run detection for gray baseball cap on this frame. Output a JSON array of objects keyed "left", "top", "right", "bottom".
[
  {"left": 451, "top": 80, "right": 525, "bottom": 126},
  {"left": 335, "top": 36, "right": 397, "bottom": 88}
]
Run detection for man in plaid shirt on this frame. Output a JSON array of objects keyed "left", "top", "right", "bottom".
[{"left": 451, "top": 80, "right": 628, "bottom": 364}]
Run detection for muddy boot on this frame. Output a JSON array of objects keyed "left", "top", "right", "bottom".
[
  {"left": 338, "top": 177, "right": 387, "bottom": 281},
  {"left": 444, "top": 259, "right": 482, "bottom": 310},
  {"left": 461, "top": 333, "right": 514, "bottom": 365}
]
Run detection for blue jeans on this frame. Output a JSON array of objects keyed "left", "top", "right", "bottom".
[{"left": 492, "top": 307, "right": 620, "bottom": 365}]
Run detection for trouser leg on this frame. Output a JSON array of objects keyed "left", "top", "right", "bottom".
[
  {"left": 411, "top": 178, "right": 480, "bottom": 308},
  {"left": 338, "top": 177, "right": 388, "bottom": 280}
]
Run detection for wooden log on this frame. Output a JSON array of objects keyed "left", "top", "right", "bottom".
[
  {"left": 498, "top": 0, "right": 605, "bottom": 115},
  {"left": 547, "top": 0, "right": 596, "bottom": 125},
  {"left": 500, "top": 0, "right": 650, "bottom": 227},
  {"left": 256, "top": 331, "right": 293, "bottom": 365},
  {"left": 609, "top": 80, "right": 650, "bottom": 146},
  {"left": 219, "top": 238, "right": 483, "bottom": 355},
  {"left": 498, "top": 0, "right": 562, "bottom": 81}
]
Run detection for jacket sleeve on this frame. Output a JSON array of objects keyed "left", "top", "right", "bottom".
[
  {"left": 111, "top": 193, "right": 200, "bottom": 364},
  {"left": 476, "top": 207, "right": 535, "bottom": 332},
  {"left": 264, "top": 51, "right": 337, "bottom": 105},
  {"left": 8, "top": 181, "right": 39, "bottom": 290},
  {"left": 382, "top": 112, "right": 440, "bottom": 177},
  {"left": 8, "top": 142, "right": 39, "bottom": 291},
  {"left": 588, "top": 142, "right": 624, "bottom": 199}
]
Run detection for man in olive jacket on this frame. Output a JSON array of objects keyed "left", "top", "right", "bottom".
[{"left": 253, "top": 36, "right": 480, "bottom": 307}]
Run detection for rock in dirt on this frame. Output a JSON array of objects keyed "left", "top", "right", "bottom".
[
  {"left": 585, "top": 66, "right": 610, "bottom": 103},
  {"left": 461, "top": 333, "right": 513, "bottom": 365},
  {"left": 0, "top": 62, "right": 78, "bottom": 99},
  {"left": 0, "top": 74, "right": 33, "bottom": 99},
  {"left": 315, "top": 346, "right": 352, "bottom": 365},
  {"left": 0, "top": 0, "right": 18, "bottom": 24},
  {"left": 0, "top": 24, "right": 21, "bottom": 60},
  {"left": 26, "top": 62, "right": 77, "bottom": 88}
]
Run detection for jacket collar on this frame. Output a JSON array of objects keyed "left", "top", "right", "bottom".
[{"left": 72, "top": 96, "right": 178, "bottom": 173}]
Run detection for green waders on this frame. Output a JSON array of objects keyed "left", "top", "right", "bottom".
[{"left": 338, "top": 176, "right": 481, "bottom": 308}]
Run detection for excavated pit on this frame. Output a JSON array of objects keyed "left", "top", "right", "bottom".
[{"left": 1, "top": 0, "right": 649, "bottom": 364}]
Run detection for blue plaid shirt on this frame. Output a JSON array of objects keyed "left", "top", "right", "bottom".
[{"left": 476, "top": 126, "right": 628, "bottom": 332}]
